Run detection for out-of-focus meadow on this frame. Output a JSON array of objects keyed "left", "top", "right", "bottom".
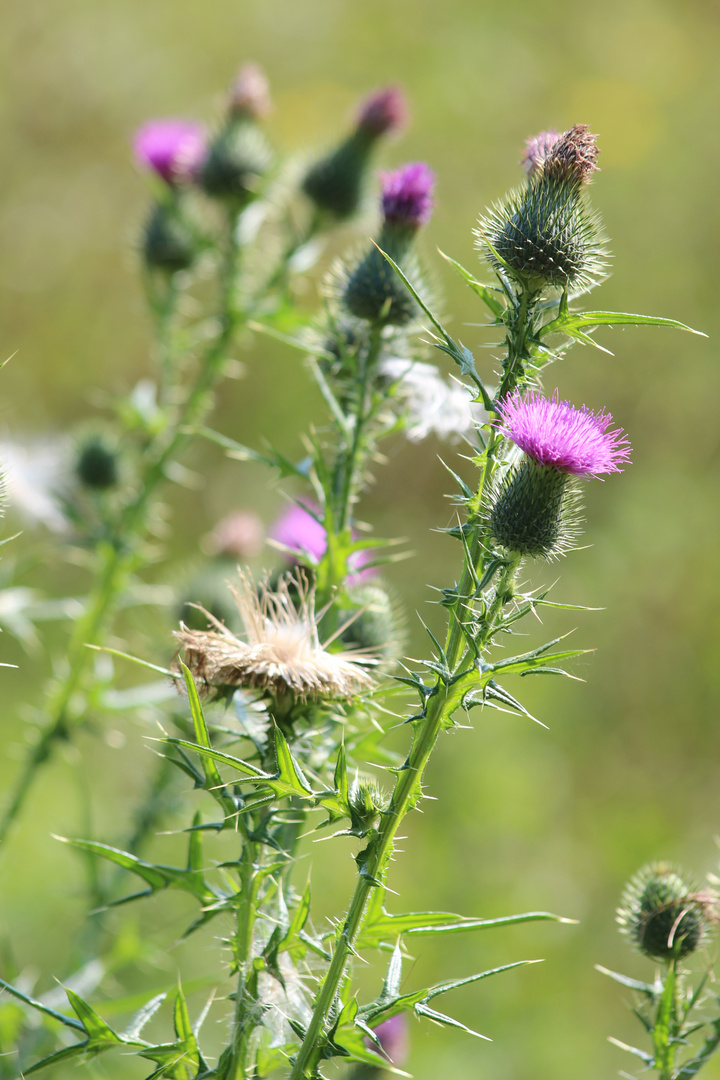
[{"left": 1, "top": 0, "right": 720, "bottom": 1077}]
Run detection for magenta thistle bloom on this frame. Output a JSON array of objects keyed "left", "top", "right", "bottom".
[
  {"left": 381, "top": 162, "right": 435, "bottom": 229},
  {"left": 364, "top": 1013, "right": 409, "bottom": 1065},
  {"left": 522, "top": 129, "right": 560, "bottom": 177},
  {"left": 270, "top": 502, "right": 327, "bottom": 563},
  {"left": 269, "top": 503, "right": 373, "bottom": 580},
  {"left": 357, "top": 86, "right": 408, "bottom": 138},
  {"left": 133, "top": 120, "right": 206, "bottom": 185},
  {"left": 496, "top": 391, "right": 631, "bottom": 477}
]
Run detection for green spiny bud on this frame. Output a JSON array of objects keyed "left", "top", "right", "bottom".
[
  {"left": 476, "top": 126, "right": 606, "bottom": 293},
  {"left": 339, "top": 584, "right": 401, "bottom": 661},
  {"left": 617, "top": 863, "right": 714, "bottom": 962},
  {"left": 487, "top": 459, "right": 582, "bottom": 559},
  {"left": 343, "top": 237, "right": 419, "bottom": 326},
  {"left": 200, "top": 119, "right": 272, "bottom": 203},
  {"left": 75, "top": 435, "right": 120, "bottom": 490},
  {"left": 349, "top": 775, "right": 388, "bottom": 835},
  {"left": 143, "top": 199, "right": 197, "bottom": 273}
]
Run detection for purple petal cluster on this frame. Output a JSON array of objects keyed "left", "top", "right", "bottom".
[
  {"left": 363, "top": 1013, "right": 409, "bottom": 1065},
  {"left": 357, "top": 86, "right": 408, "bottom": 138},
  {"left": 270, "top": 503, "right": 374, "bottom": 580},
  {"left": 381, "top": 162, "right": 435, "bottom": 229},
  {"left": 270, "top": 502, "right": 327, "bottom": 563},
  {"left": 496, "top": 391, "right": 631, "bottom": 476},
  {"left": 133, "top": 120, "right": 206, "bottom": 185},
  {"left": 522, "top": 129, "right": 560, "bottom": 177}
]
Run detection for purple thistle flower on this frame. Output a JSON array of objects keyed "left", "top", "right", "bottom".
[
  {"left": 381, "top": 162, "right": 435, "bottom": 229},
  {"left": 522, "top": 129, "right": 561, "bottom": 177},
  {"left": 496, "top": 391, "right": 631, "bottom": 477},
  {"left": 269, "top": 503, "right": 374, "bottom": 580},
  {"left": 270, "top": 502, "right": 327, "bottom": 564},
  {"left": 133, "top": 120, "right": 206, "bottom": 185},
  {"left": 356, "top": 86, "right": 408, "bottom": 138},
  {"left": 364, "top": 1013, "right": 410, "bottom": 1065}
]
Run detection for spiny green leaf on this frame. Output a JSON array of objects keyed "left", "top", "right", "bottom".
[
  {"left": 437, "top": 250, "right": 505, "bottom": 318},
  {"left": 173, "top": 986, "right": 193, "bottom": 1044},
  {"left": 608, "top": 1036, "right": 655, "bottom": 1065},
  {"left": 22, "top": 1042, "right": 91, "bottom": 1074},
  {"left": 414, "top": 1002, "right": 490, "bottom": 1040},
  {"left": 595, "top": 965, "right": 658, "bottom": 999},
  {"left": 65, "top": 988, "right": 122, "bottom": 1044},
  {"left": 123, "top": 993, "right": 168, "bottom": 1041},
  {"left": 540, "top": 309, "right": 705, "bottom": 338},
  {"left": 273, "top": 724, "right": 313, "bottom": 796},
  {"left": 180, "top": 663, "right": 224, "bottom": 793},
  {"left": 360, "top": 907, "right": 569, "bottom": 948},
  {"left": 0, "top": 976, "right": 85, "bottom": 1033}
]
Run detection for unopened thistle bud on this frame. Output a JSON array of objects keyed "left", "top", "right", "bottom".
[
  {"left": 617, "top": 863, "right": 716, "bottom": 962},
  {"left": 477, "top": 124, "right": 606, "bottom": 293},
  {"left": 487, "top": 391, "right": 631, "bottom": 559},
  {"left": 75, "top": 434, "right": 120, "bottom": 490},
  {"left": 339, "top": 584, "right": 400, "bottom": 661},
  {"left": 133, "top": 120, "right": 206, "bottom": 187},
  {"left": 349, "top": 775, "right": 388, "bottom": 835},
  {"left": 200, "top": 76, "right": 273, "bottom": 204},
  {"left": 228, "top": 63, "right": 272, "bottom": 121},
  {"left": 302, "top": 85, "right": 408, "bottom": 220},
  {"left": 343, "top": 162, "right": 434, "bottom": 326},
  {"left": 142, "top": 198, "right": 198, "bottom": 273}
]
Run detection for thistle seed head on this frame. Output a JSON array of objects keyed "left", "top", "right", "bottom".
[{"left": 175, "top": 570, "right": 375, "bottom": 702}]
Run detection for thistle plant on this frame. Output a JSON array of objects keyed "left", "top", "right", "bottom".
[
  {"left": 599, "top": 863, "right": 720, "bottom": 1079},
  {"left": 0, "top": 99, "right": 703, "bottom": 1080}
]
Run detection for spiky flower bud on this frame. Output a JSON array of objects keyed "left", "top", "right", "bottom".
[
  {"left": 349, "top": 775, "right": 388, "bottom": 835},
  {"left": 339, "top": 584, "right": 400, "bottom": 660},
  {"left": 302, "top": 86, "right": 409, "bottom": 220},
  {"left": 618, "top": 864, "right": 715, "bottom": 962},
  {"left": 142, "top": 199, "right": 198, "bottom": 273},
  {"left": 477, "top": 124, "right": 605, "bottom": 293},
  {"left": 356, "top": 86, "right": 408, "bottom": 139},
  {"left": 228, "top": 63, "right": 272, "bottom": 121},
  {"left": 343, "top": 163, "right": 434, "bottom": 326},
  {"left": 75, "top": 435, "right": 119, "bottom": 490},
  {"left": 133, "top": 121, "right": 206, "bottom": 186},
  {"left": 199, "top": 117, "right": 273, "bottom": 203},
  {"left": 487, "top": 392, "right": 631, "bottom": 558}
]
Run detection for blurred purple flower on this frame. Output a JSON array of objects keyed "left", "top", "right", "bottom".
[
  {"left": 381, "top": 162, "right": 435, "bottom": 229},
  {"left": 269, "top": 502, "right": 374, "bottom": 580},
  {"left": 364, "top": 1013, "right": 409, "bottom": 1066},
  {"left": 357, "top": 86, "right": 408, "bottom": 138},
  {"left": 496, "top": 391, "right": 631, "bottom": 477},
  {"left": 133, "top": 120, "right": 206, "bottom": 185}
]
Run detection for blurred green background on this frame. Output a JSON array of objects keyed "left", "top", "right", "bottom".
[{"left": 1, "top": 0, "right": 720, "bottom": 1077}]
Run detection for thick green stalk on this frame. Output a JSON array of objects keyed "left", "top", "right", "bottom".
[{"left": 289, "top": 554, "right": 521, "bottom": 1080}]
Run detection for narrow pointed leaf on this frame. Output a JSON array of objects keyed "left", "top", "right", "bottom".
[
  {"left": 438, "top": 250, "right": 505, "bottom": 317},
  {"left": 65, "top": 988, "right": 122, "bottom": 1044},
  {"left": 0, "top": 976, "right": 86, "bottom": 1033},
  {"left": 414, "top": 1002, "right": 490, "bottom": 1040}
]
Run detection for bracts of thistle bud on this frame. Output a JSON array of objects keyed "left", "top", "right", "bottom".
[
  {"left": 476, "top": 124, "right": 607, "bottom": 293},
  {"left": 617, "top": 863, "right": 718, "bottom": 962},
  {"left": 302, "top": 86, "right": 408, "bottom": 220},
  {"left": 200, "top": 66, "right": 274, "bottom": 204},
  {"left": 343, "top": 162, "right": 435, "bottom": 326},
  {"left": 486, "top": 391, "right": 631, "bottom": 559}
]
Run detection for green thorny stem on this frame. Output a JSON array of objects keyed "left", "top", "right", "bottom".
[
  {"left": 317, "top": 324, "right": 383, "bottom": 607},
  {"left": 218, "top": 815, "right": 262, "bottom": 1080},
  {"left": 0, "top": 213, "right": 251, "bottom": 844},
  {"left": 288, "top": 291, "right": 534, "bottom": 1079},
  {"left": 654, "top": 958, "right": 679, "bottom": 1079}
]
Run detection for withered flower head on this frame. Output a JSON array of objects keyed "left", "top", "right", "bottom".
[
  {"left": 175, "top": 571, "right": 374, "bottom": 701},
  {"left": 542, "top": 124, "right": 600, "bottom": 186}
]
